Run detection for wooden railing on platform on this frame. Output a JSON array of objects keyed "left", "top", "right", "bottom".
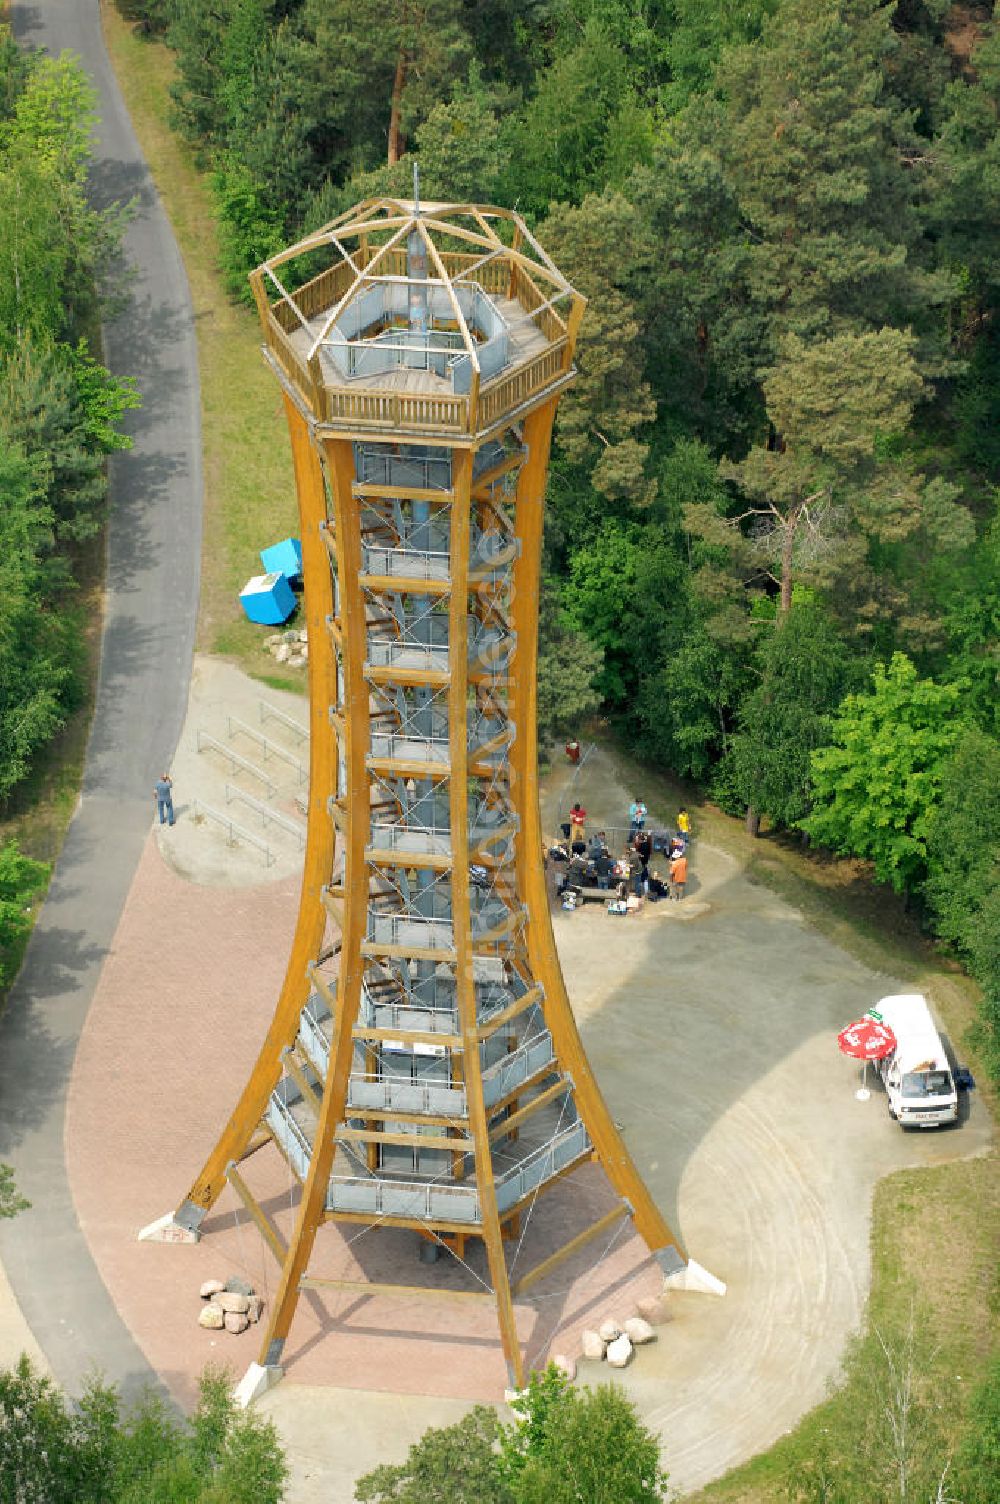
[
  {"left": 260, "top": 264, "right": 572, "bottom": 435},
  {"left": 292, "top": 259, "right": 356, "bottom": 322},
  {"left": 509, "top": 264, "right": 567, "bottom": 344},
  {"left": 477, "top": 340, "right": 568, "bottom": 427},
  {"left": 266, "top": 311, "right": 313, "bottom": 398},
  {"left": 323, "top": 387, "right": 469, "bottom": 435},
  {"left": 440, "top": 253, "right": 511, "bottom": 297}
]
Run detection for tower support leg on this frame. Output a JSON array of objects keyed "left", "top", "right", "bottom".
[{"left": 509, "top": 400, "right": 686, "bottom": 1270}]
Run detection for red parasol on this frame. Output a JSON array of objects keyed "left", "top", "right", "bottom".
[
  {"left": 837, "top": 1016, "right": 897, "bottom": 1061},
  {"left": 838, "top": 1014, "right": 897, "bottom": 1101}
]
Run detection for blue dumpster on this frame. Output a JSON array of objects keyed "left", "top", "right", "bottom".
[
  {"left": 260, "top": 537, "right": 303, "bottom": 580},
  {"left": 239, "top": 571, "right": 296, "bottom": 626}
]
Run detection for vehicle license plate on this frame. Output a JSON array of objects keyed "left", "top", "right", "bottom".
[{"left": 915, "top": 1112, "right": 938, "bottom": 1123}]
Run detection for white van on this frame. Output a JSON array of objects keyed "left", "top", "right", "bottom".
[{"left": 874, "top": 994, "right": 958, "bottom": 1128}]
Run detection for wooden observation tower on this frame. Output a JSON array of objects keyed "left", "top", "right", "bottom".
[{"left": 149, "top": 188, "right": 696, "bottom": 1395}]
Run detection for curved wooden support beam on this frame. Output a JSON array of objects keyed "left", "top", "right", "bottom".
[
  {"left": 448, "top": 450, "right": 525, "bottom": 1389},
  {"left": 174, "top": 398, "right": 336, "bottom": 1230},
  {"left": 509, "top": 400, "right": 685, "bottom": 1266},
  {"left": 256, "top": 437, "right": 370, "bottom": 1367}
]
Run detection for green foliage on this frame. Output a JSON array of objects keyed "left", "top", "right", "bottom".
[
  {"left": 65, "top": 339, "right": 141, "bottom": 454},
  {"left": 561, "top": 521, "right": 688, "bottom": 707},
  {"left": 954, "top": 1356, "right": 1000, "bottom": 1503},
  {"left": 536, "top": 587, "right": 604, "bottom": 743},
  {"left": 0, "top": 840, "right": 49, "bottom": 986},
  {"left": 662, "top": 0, "right": 776, "bottom": 112},
  {"left": 500, "top": 1368, "right": 669, "bottom": 1504},
  {"left": 114, "top": 0, "right": 172, "bottom": 34},
  {"left": 414, "top": 81, "right": 509, "bottom": 202},
  {"left": 727, "top": 603, "right": 859, "bottom": 828},
  {"left": 802, "top": 654, "right": 966, "bottom": 893},
  {"left": 498, "top": 1363, "right": 570, "bottom": 1486},
  {"left": 355, "top": 1365, "right": 667, "bottom": 1503},
  {"left": 0, "top": 34, "right": 133, "bottom": 808},
  {"left": 542, "top": 193, "right": 657, "bottom": 504},
  {"left": 924, "top": 726, "right": 1000, "bottom": 1087},
  {"left": 637, "top": 627, "right": 750, "bottom": 781},
  {"left": 502, "top": 21, "right": 637, "bottom": 214},
  {"left": 0, "top": 339, "right": 136, "bottom": 544},
  {"left": 924, "top": 725, "right": 1000, "bottom": 956},
  {"left": 0, "top": 1165, "right": 29, "bottom": 1220},
  {"left": 354, "top": 1404, "right": 511, "bottom": 1503},
  {"left": 0, "top": 439, "right": 83, "bottom": 799},
  {"left": 0, "top": 1360, "right": 286, "bottom": 1504},
  {"left": 211, "top": 158, "right": 287, "bottom": 302}
]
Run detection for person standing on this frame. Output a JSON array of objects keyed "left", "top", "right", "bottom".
[
  {"left": 677, "top": 807, "right": 691, "bottom": 840},
  {"left": 628, "top": 797, "right": 647, "bottom": 837},
  {"left": 154, "top": 773, "right": 175, "bottom": 827},
  {"left": 635, "top": 829, "right": 652, "bottom": 892},
  {"left": 569, "top": 801, "right": 587, "bottom": 849},
  {"left": 669, "top": 849, "right": 688, "bottom": 901}
]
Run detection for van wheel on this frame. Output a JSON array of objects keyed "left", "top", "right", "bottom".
[{"left": 887, "top": 1104, "right": 897, "bottom": 1120}]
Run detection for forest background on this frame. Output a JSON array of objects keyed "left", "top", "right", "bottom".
[{"left": 3, "top": 0, "right": 999, "bottom": 1085}]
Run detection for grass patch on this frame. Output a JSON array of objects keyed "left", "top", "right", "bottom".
[
  {"left": 99, "top": 0, "right": 301, "bottom": 688},
  {"left": 686, "top": 1155, "right": 1000, "bottom": 1502}
]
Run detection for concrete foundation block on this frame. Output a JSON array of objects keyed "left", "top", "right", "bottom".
[
  {"left": 137, "top": 1212, "right": 199, "bottom": 1245},
  {"left": 663, "top": 1258, "right": 727, "bottom": 1297},
  {"left": 234, "top": 1362, "right": 283, "bottom": 1409}
]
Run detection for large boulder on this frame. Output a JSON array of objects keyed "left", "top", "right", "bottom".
[
  {"left": 552, "top": 1353, "right": 577, "bottom": 1381},
  {"left": 625, "top": 1316, "right": 656, "bottom": 1346},
  {"left": 224, "top": 1311, "right": 250, "bottom": 1335},
  {"left": 606, "top": 1333, "right": 633, "bottom": 1369},
  {"left": 598, "top": 1318, "right": 621, "bottom": 1343},
  {"left": 224, "top": 1277, "right": 255, "bottom": 1298},
  {"left": 199, "top": 1279, "right": 225, "bottom": 1300},
  {"left": 637, "top": 1295, "right": 671, "bottom": 1326},
  {"left": 581, "top": 1329, "right": 606, "bottom": 1361},
  {"left": 213, "top": 1291, "right": 250, "bottom": 1315},
  {"left": 246, "top": 1294, "right": 265, "bottom": 1324},
  {"left": 198, "top": 1305, "right": 225, "bottom": 1330}
]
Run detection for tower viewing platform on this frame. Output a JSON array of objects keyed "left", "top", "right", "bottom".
[{"left": 250, "top": 197, "right": 585, "bottom": 440}]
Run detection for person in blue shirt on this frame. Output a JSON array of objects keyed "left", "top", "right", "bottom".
[
  {"left": 628, "top": 797, "right": 647, "bottom": 837},
  {"left": 153, "top": 773, "right": 175, "bottom": 826}
]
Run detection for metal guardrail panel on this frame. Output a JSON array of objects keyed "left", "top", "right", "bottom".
[{"left": 192, "top": 799, "right": 274, "bottom": 866}]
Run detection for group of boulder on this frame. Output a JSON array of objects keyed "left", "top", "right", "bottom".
[
  {"left": 197, "top": 1275, "right": 264, "bottom": 1335},
  {"left": 550, "top": 1292, "right": 668, "bottom": 1380},
  {"left": 262, "top": 627, "right": 308, "bottom": 668}
]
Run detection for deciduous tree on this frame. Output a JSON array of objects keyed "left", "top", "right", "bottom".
[
  {"left": 802, "top": 653, "right": 965, "bottom": 893},
  {"left": 354, "top": 1405, "right": 511, "bottom": 1503},
  {"left": 540, "top": 193, "right": 657, "bottom": 504},
  {"left": 727, "top": 601, "right": 858, "bottom": 832},
  {"left": 500, "top": 1367, "right": 668, "bottom": 1504}
]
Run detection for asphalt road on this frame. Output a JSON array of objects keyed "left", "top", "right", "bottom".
[{"left": 0, "top": 1, "right": 201, "bottom": 1400}]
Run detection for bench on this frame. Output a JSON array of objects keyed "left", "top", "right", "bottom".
[{"left": 560, "top": 884, "right": 618, "bottom": 905}]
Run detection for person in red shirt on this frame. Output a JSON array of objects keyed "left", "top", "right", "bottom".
[{"left": 569, "top": 802, "right": 587, "bottom": 851}]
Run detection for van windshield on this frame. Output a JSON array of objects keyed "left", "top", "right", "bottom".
[{"left": 901, "top": 1070, "right": 952, "bottom": 1098}]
